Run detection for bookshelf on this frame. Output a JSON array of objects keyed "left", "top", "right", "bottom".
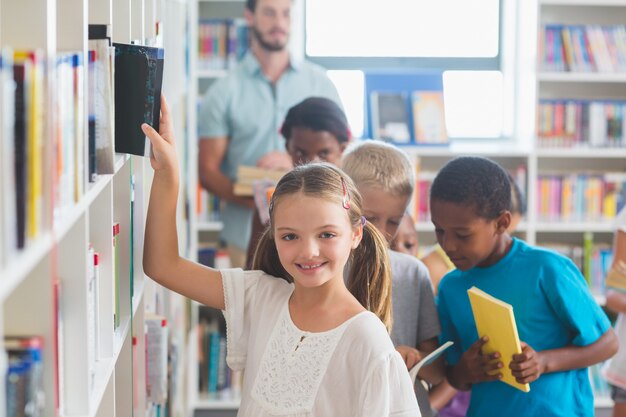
[{"left": 0, "top": 0, "right": 193, "bottom": 416}]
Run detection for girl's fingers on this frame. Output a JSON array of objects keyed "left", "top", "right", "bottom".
[
  {"left": 142, "top": 123, "right": 162, "bottom": 144},
  {"left": 158, "top": 95, "right": 174, "bottom": 142}
]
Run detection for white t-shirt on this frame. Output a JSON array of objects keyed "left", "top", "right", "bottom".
[{"left": 221, "top": 268, "right": 421, "bottom": 417}]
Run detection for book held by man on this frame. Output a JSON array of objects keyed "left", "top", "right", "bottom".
[{"left": 467, "top": 286, "right": 530, "bottom": 392}]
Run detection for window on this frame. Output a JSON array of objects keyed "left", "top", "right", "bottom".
[{"left": 307, "top": 0, "right": 508, "bottom": 139}]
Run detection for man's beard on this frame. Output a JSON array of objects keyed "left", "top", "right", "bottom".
[{"left": 252, "top": 26, "right": 288, "bottom": 52}]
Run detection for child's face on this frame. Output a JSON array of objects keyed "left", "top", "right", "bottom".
[
  {"left": 390, "top": 215, "right": 418, "bottom": 257},
  {"left": 287, "top": 127, "right": 346, "bottom": 167},
  {"left": 430, "top": 199, "right": 510, "bottom": 271},
  {"left": 360, "top": 186, "right": 410, "bottom": 244},
  {"left": 273, "top": 193, "right": 361, "bottom": 289}
]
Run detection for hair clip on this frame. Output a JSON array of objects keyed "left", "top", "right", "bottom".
[
  {"left": 361, "top": 216, "right": 366, "bottom": 226},
  {"left": 341, "top": 177, "right": 350, "bottom": 210}
]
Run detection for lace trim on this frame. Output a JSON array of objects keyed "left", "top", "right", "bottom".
[{"left": 251, "top": 304, "right": 350, "bottom": 414}]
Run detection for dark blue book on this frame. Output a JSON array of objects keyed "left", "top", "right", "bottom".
[{"left": 113, "top": 43, "right": 164, "bottom": 157}]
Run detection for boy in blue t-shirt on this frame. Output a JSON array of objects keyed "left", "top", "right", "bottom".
[{"left": 431, "top": 156, "right": 618, "bottom": 417}]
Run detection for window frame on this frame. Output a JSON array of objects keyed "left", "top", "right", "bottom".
[{"left": 304, "top": 0, "right": 505, "bottom": 72}]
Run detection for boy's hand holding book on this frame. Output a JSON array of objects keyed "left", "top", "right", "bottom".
[
  {"left": 510, "top": 342, "right": 546, "bottom": 385},
  {"left": 451, "top": 336, "right": 504, "bottom": 390}
]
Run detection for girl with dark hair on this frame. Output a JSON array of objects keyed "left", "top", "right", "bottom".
[{"left": 245, "top": 96, "right": 351, "bottom": 267}]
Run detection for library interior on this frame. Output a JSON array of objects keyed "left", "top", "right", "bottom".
[{"left": 2, "top": 0, "right": 626, "bottom": 416}]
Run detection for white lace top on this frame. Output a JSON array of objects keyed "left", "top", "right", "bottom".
[{"left": 221, "top": 268, "right": 421, "bottom": 417}]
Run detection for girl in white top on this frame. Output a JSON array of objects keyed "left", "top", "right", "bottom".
[{"left": 142, "top": 96, "right": 420, "bottom": 417}]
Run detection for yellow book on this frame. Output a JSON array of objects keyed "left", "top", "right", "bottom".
[
  {"left": 467, "top": 286, "right": 530, "bottom": 393},
  {"left": 234, "top": 166, "right": 286, "bottom": 196}
]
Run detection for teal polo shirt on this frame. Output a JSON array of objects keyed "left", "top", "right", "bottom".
[{"left": 198, "top": 52, "right": 341, "bottom": 250}]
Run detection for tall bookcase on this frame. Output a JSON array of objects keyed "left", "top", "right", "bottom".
[
  {"left": 533, "top": 1, "right": 626, "bottom": 410},
  {"left": 0, "top": 0, "right": 194, "bottom": 416}
]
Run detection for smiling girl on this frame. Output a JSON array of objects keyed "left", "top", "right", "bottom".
[{"left": 143, "top": 96, "right": 420, "bottom": 417}]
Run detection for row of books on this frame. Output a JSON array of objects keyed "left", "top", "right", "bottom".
[
  {"left": 197, "top": 186, "right": 222, "bottom": 223},
  {"left": 539, "top": 24, "right": 626, "bottom": 73},
  {"left": 544, "top": 237, "right": 612, "bottom": 297},
  {"left": 370, "top": 90, "right": 448, "bottom": 145},
  {"left": 198, "top": 19, "right": 249, "bottom": 71},
  {"left": 0, "top": 49, "right": 46, "bottom": 265},
  {"left": 411, "top": 165, "right": 527, "bottom": 223},
  {"left": 5, "top": 336, "right": 45, "bottom": 417},
  {"left": 536, "top": 100, "right": 626, "bottom": 148},
  {"left": 0, "top": 28, "right": 164, "bottom": 268},
  {"left": 197, "top": 312, "right": 243, "bottom": 400},
  {"left": 536, "top": 173, "right": 626, "bottom": 222}
]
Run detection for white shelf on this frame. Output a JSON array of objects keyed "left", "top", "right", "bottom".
[
  {"left": 595, "top": 395, "right": 614, "bottom": 408},
  {"left": 197, "top": 221, "right": 223, "bottom": 232},
  {"left": 402, "top": 142, "right": 531, "bottom": 158},
  {"left": 88, "top": 317, "right": 131, "bottom": 417},
  {"left": 197, "top": 69, "right": 228, "bottom": 79},
  {"left": 536, "top": 148, "right": 626, "bottom": 158},
  {"left": 540, "top": 0, "right": 626, "bottom": 6},
  {"left": 537, "top": 72, "right": 626, "bottom": 83},
  {"left": 592, "top": 293, "right": 606, "bottom": 306},
  {"left": 535, "top": 222, "right": 615, "bottom": 233},
  {"left": 0, "top": 232, "right": 53, "bottom": 302},
  {"left": 194, "top": 398, "right": 240, "bottom": 410}
]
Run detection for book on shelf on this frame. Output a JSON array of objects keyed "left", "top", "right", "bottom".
[
  {"left": 86, "top": 245, "right": 97, "bottom": 392},
  {"left": 606, "top": 260, "right": 626, "bottom": 293},
  {"left": 370, "top": 91, "right": 411, "bottom": 144},
  {"left": 412, "top": 91, "right": 448, "bottom": 145},
  {"left": 408, "top": 341, "right": 454, "bottom": 384},
  {"left": 113, "top": 42, "right": 164, "bottom": 157},
  {"left": 467, "top": 286, "right": 530, "bottom": 393},
  {"left": 233, "top": 165, "right": 286, "bottom": 197},
  {"left": 198, "top": 19, "right": 249, "bottom": 71},
  {"left": 540, "top": 24, "right": 626, "bottom": 73},
  {"left": 5, "top": 335, "right": 45, "bottom": 417},
  {"left": 0, "top": 48, "right": 16, "bottom": 265},
  {"left": 88, "top": 24, "right": 115, "bottom": 177},
  {"left": 54, "top": 52, "right": 86, "bottom": 215},
  {"left": 11, "top": 50, "right": 45, "bottom": 248},
  {"left": 145, "top": 313, "right": 169, "bottom": 406},
  {"left": 113, "top": 222, "right": 120, "bottom": 329}
]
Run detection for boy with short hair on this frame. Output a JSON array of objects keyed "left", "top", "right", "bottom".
[
  {"left": 342, "top": 140, "right": 442, "bottom": 417},
  {"left": 431, "top": 156, "right": 617, "bottom": 417}
]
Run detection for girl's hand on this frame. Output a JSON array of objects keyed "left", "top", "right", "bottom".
[
  {"left": 142, "top": 95, "right": 177, "bottom": 172},
  {"left": 457, "top": 336, "right": 503, "bottom": 385},
  {"left": 510, "top": 342, "right": 545, "bottom": 384},
  {"left": 396, "top": 345, "right": 424, "bottom": 370}
]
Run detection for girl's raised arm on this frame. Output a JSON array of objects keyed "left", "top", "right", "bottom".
[{"left": 143, "top": 95, "right": 225, "bottom": 310}]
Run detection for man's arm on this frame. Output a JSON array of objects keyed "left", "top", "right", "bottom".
[{"left": 198, "top": 137, "right": 254, "bottom": 209}]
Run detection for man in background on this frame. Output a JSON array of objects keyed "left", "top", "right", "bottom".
[{"left": 198, "top": 0, "right": 341, "bottom": 267}]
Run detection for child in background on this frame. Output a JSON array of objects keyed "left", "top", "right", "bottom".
[
  {"left": 391, "top": 213, "right": 419, "bottom": 257},
  {"left": 432, "top": 156, "right": 617, "bottom": 417},
  {"left": 245, "top": 97, "right": 351, "bottom": 267},
  {"left": 601, "top": 206, "right": 626, "bottom": 417},
  {"left": 142, "top": 97, "right": 420, "bottom": 416},
  {"left": 342, "top": 141, "right": 443, "bottom": 417}
]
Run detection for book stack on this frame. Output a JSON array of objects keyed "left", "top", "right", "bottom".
[{"left": 233, "top": 166, "right": 286, "bottom": 197}]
